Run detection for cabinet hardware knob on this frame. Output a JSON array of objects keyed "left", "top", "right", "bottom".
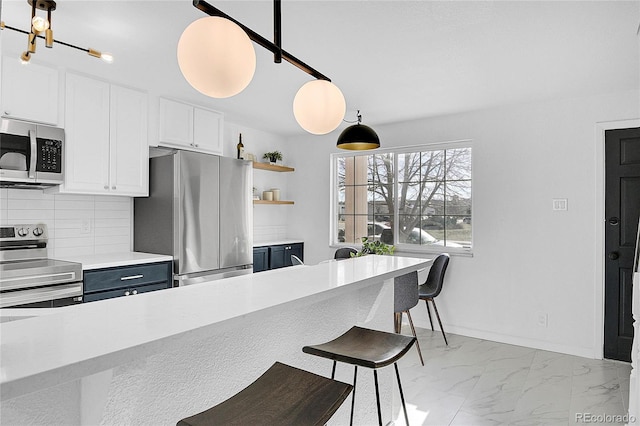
[
  {"left": 608, "top": 252, "right": 620, "bottom": 260},
  {"left": 112, "top": 186, "right": 116, "bottom": 190},
  {"left": 132, "top": 289, "right": 138, "bottom": 295},
  {"left": 104, "top": 185, "right": 109, "bottom": 189},
  {"left": 608, "top": 217, "right": 619, "bottom": 226},
  {"left": 125, "top": 291, "right": 130, "bottom": 296}
]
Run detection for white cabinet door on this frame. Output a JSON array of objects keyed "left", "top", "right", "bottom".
[
  {"left": 1, "top": 57, "right": 59, "bottom": 125},
  {"left": 110, "top": 85, "right": 148, "bottom": 196},
  {"left": 64, "top": 73, "right": 110, "bottom": 193},
  {"left": 159, "top": 98, "right": 193, "bottom": 147},
  {"left": 194, "top": 107, "right": 223, "bottom": 155}
]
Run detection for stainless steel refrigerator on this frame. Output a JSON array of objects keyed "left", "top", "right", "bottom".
[{"left": 134, "top": 151, "right": 253, "bottom": 286}]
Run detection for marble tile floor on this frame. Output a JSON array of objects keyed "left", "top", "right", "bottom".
[{"left": 393, "top": 327, "right": 631, "bottom": 426}]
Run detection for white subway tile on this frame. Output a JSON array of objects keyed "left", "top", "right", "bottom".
[
  {"left": 94, "top": 210, "right": 130, "bottom": 219},
  {"left": 55, "top": 210, "right": 94, "bottom": 220},
  {"left": 54, "top": 219, "right": 84, "bottom": 229},
  {"left": 95, "top": 226, "right": 129, "bottom": 237},
  {"left": 54, "top": 200, "right": 94, "bottom": 211},
  {"left": 95, "top": 235, "right": 130, "bottom": 246},
  {"left": 7, "top": 189, "right": 54, "bottom": 200},
  {"left": 7, "top": 198, "right": 55, "bottom": 210},
  {"left": 94, "top": 218, "right": 130, "bottom": 228},
  {"left": 53, "top": 193, "right": 95, "bottom": 202},
  {"left": 94, "top": 243, "right": 131, "bottom": 255},
  {"left": 95, "top": 195, "right": 130, "bottom": 203},
  {"left": 54, "top": 246, "right": 96, "bottom": 258},
  {"left": 54, "top": 236, "right": 95, "bottom": 248},
  {"left": 55, "top": 227, "right": 94, "bottom": 239},
  {"left": 7, "top": 210, "right": 55, "bottom": 221},
  {"left": 95, "top": 200, "right": 132, "bottom": 211}
]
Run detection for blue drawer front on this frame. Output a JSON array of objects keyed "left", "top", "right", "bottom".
[
  {"left": 83, "top": 281, "right": 170, "bottom": 303},
  {"left": 84, "top": 261, "right": 172, "bottom": 294}
]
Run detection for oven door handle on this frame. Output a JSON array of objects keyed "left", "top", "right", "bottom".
[
  {"left": 28, "top": 129, "right": 37, "bottom": 179},
  {"left": 0, "top": 283, "right": 82, "bottom": 308}
]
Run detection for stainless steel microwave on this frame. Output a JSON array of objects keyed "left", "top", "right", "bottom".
[{"left": 0, "top": 118, "right": 64, "bottom": 188}]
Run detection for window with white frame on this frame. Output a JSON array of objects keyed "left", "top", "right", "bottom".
[{"left": 333, "top": 142, "right": 472, "bottom": 252}]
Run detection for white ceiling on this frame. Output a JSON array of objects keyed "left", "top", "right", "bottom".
[{"left": 1, "top": 0, "right": 638, "bottom": 137}]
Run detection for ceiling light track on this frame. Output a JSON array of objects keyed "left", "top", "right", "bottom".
[{"left": 193, "top": 0, "right": 330, "bottom": 82}]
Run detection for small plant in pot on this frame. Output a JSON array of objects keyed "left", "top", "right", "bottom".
[
  {"left": 351, "top": 237, "right": 395, "bottom": 257},
  {"left": 263, "top": 151, "right": 283, "bottom": 164}
]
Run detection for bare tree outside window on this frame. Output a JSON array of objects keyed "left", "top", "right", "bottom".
[{"left": 336, "top": 146, "right": 472, "bottom": 250}]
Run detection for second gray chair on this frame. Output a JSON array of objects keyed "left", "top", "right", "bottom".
[
  {"left": 334, "top": 247, "right": 358, "bottom": 260},
  {"left": 419, "top": 253, "right": 450, "bottom": 345},
  {"left": 394, "top": 271, "right": 424, "bottom": 366}
]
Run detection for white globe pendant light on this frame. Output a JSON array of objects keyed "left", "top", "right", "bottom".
[
  {"left": 293, "top": 80, "right": 346, "bottom": 135},
  {"left": 177, "top": 16, "right": 256, "bottom": 98}
]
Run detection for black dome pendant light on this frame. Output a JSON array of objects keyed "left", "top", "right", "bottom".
[{"left": 336, "top": 110, "right": 380, "bottom": 150}]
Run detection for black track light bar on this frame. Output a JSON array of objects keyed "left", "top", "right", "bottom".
[
  {"left": 1, "top": 22, "right": 88, "bottom": 53},
  {"left": 192, "top": 0, "right": 331, "bottom": 82}
]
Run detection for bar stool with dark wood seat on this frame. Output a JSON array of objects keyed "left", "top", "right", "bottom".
[
  {"left": 302, "top": 326, "right": 416, "bottom": 426},
  {"left": 176, "top": 362, "right": 353, "bottom": 426}
]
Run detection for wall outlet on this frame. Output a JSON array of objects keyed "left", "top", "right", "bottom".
[
  {"left": 536, "top": 312, "right": 548, "bottom": 328},
  {"left": 552, "top": 198, "right": 568, "bottom": 211},
  {"left": 81, "top": 219, "right": 91, "bottom": 234}
]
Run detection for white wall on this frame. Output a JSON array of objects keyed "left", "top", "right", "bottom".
[
  {"left": 0, "top": 189, "right": 131, "bottom": 258},
  {"left": 223, "top": 121, "right": 298, "bottom": 244},
  {"left": 285, "top": 89, "right": 640, "bottom": 358}
]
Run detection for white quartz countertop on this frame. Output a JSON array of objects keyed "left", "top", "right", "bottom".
[
  {"left": 56, "top": 252, "right": 173, "bottom": 270},
  {"left": 253, "top": 239, "right": 304, "bottom": 247},
  {"left": 0, "top": 255, "right": 430, "bottom": 401}
]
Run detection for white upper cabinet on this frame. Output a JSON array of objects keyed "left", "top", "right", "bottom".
[
  {"left": 109, "top": 85, "right": 149, "bottom": 196},
  {"left": 1, "top": 57, "right": 59, "bottom": 125},
  {"left": 159, "top": 97, "right": 223, "bottom": 155},
  {"left": 62, "top": 73, "right": 148, "bottom": 196}
]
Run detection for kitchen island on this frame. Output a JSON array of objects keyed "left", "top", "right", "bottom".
[{"left": 0, "top": 255, "right": 431, "bottom": 425}]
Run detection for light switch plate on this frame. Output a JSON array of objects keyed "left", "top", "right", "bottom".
[{"left": 552, "top": 198, "right": 568, "bottom": 211}]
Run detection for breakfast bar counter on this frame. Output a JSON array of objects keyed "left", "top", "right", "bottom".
[{"left": 1, "top": 255, "right": 431, "bottom": 425}]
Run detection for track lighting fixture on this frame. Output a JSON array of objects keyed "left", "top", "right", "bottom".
[
  {"left": 336, "top": 111, "right": 380, "bottom": 151},
  {"left": 180, "top": 0, "right": 346, "bottom": 135},
  {"left": 0, "top": 0, "right": 113, "bottom": 64}
]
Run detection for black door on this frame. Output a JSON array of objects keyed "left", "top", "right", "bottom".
[{"left": 604, "top": 127, "right": 640, "bottom": 362}]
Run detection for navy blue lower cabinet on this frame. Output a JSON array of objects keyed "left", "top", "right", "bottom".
[
  {"left": 83, "top": 260, "right": 172, "bottom": 303},
  {"left": 253, "top": 247, "right": 269, "bottom": 272},
  {"left": 253, "top": 243, "right": 303, "bottom": 273}
]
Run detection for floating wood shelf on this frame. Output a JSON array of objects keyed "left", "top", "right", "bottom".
[
  {"left": 253, "top": 200, "right": 295, "bottom": 205},
  {"left": 252, "top": 162, "right": 295, "bottom": 172}
]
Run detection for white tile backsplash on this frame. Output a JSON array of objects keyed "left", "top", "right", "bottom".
[{"left": 1, "top": 189, "right": 132, "bottom": 258}]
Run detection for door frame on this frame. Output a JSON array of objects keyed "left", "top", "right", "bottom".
[{"left": 595, "top": 118, "right": 640, "bottom": 359}]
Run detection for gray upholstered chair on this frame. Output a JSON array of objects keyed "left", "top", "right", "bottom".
[
  {"left": 334, "top": 247, "right": 357, "bottom": 260},
  {"left": 394, "top": 270, "right": 424, "bottom": 366},
  {"left": 419, "top": 253, "right": 450, "bottom": 345}
]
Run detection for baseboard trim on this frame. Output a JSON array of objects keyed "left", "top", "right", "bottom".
[{"left": 421, "top": 323, "right": 597, "bottom": 359}]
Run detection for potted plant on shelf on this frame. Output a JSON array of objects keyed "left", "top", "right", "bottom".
[
  {"left": 352, "top": 237, "right": 395, "bottom": 257},
  {"left": 263, "top": 151, "right": 283, "bottom": 165}
]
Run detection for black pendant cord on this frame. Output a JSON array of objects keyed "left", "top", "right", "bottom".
[
  {"left": 274, "top": 0, "right": 282, "bottom": 64},
  {"left": 193, "top": 0, "right": 331, "bottom": 82},
  {"left": 1, "top": 23, "right": 89, "bottom": 53}
]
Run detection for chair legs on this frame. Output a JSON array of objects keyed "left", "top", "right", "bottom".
[
  {"left": 334, "top": 362, "right": 411, "bottom": 426},
  {"left": 394, "top": 311, "right": 424, "bottom": 366},
  {"left": 425, "top": 297, "right": 448, "bottom": 346},
  {"left": 424, "top": 299, "right": 435, "bottom": 331}
]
